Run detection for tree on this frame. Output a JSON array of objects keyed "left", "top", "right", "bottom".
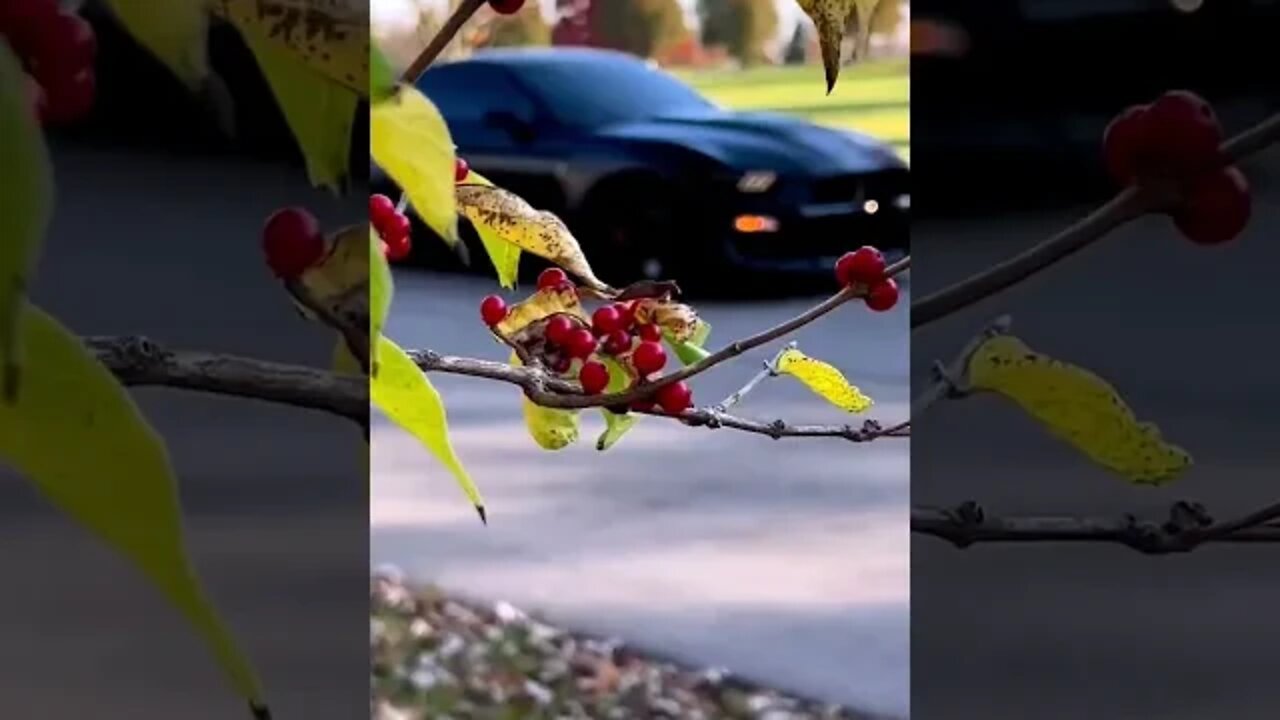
[
  {"left": 783, "top": 19, "right": 810, "bottom": 64},
  {"left": 588, "top": 0, "right": 689, "bottom": 59},
  {"left": 869, "top": 0, "right": 904, "bottom": 39},
  {"left": 699, "top": 0, "right": 780, "bottom": 66},
  {"left": 482, "top": 4, "right": 552, "bottom": 48}
]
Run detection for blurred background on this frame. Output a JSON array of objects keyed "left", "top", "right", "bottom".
[
  {"left": 369, "top": 1, "right": 912, "bottom": 719},
  {"left": 911, "top": 1, "right": 1280, "bottom": 718}
]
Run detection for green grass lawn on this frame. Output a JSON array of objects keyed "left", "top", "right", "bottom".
[{"left": 674, "top": 59, "right": 910, "bottom": 163}]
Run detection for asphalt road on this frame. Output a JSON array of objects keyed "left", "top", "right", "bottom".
[
  {"left": 371, "top": 271, "right": 911, "bottom": 718},
  {"left": 910, "top": 154, "right": 1280, "bottom": 719},
  {"left": 1, "top": 144, "right": 370, "bottom": 719}
]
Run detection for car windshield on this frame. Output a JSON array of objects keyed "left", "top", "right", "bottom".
[{"left": 517, "top": 57, "right": 717, "bottom": 128}]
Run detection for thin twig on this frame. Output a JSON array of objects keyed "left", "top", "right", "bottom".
[
  {"left": 909, "top": 315, "right": 1010, "bottom": 419},
  {"left": 85, "top": 336, "right": 365, "bottom": 420},
  {"left": 911, "top": 110, "right": 1280, "bottom": 329},
  {"left": 676, "top": 410, "right": 908, "bottom": 443},
  {"left": 713, "top": 342, "right": 793, "bottom": 412},
  {"left": 400, "top": 0, "right": 488, "bottom": 84},
  {"left": 913, "top": 500, "right": 1280, "bottom": 554}
]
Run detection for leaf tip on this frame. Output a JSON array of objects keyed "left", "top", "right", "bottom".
[
  {"left": 250, "top": 701, "right": 272, "bottom": 720},
  {"left": 476, "top": 505, "right": 488, "bottom": 525}
]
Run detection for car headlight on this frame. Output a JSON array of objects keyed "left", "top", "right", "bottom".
[{"left": 736, "top": 170, "right": 777, "bottom": 193}]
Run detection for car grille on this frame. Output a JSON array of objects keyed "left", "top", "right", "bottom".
[{"left": 810, "top": 169, "right": 910, "bottom": 205}]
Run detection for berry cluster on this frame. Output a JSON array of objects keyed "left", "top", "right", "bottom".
[
  {"left": 1103, "top": 90, "right": 1251, "bottom": 245},
  {"left": 370, "top": 193, "right": 412, "bottom": 261},
  {"left": 1, "top": 0, "right": 97, "bottom": 125},
  {"left": 262, "top": 207, "right": 326, "bottom": 279},
  {"left": 834, "top": 246, "right": 899, "bottom": 311},
  {"left": 479, "top": 268, "right": 694, "bottom": 414}
]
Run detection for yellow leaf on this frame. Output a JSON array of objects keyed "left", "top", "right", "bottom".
[
  {"left": 0, "top": 303, "right": 266, "bottom": 709},
  {"left": 290, "top": 224, "right": 370, "bottom": 370},
  {"left": 231, "top": 28, "right": 358, "bottom": 190},
  {"left": 0, "top": 42, "right": 53, "bottom": 401},
  {"left": 775, "top": 347, "right": 873, "bottom": 413},
  {"left": 371, "top": 86, "right": 459, "bottom": 245},
  {"left": 372, "top": 335, "right": 486, "bottom": 519},
  {"left": 967, "top": 335, "right": 1192, "bottom": 485},
  {"left": 512, "top": 353, "right": 580, "bottom": 450},
  {"left": 104, "top": 0, "right": 209, "bottom": 88},
  {"left": 458, "top": 171, "right": 521, "bottom": 288},
  {"left": 493, "top": 284, "right": 587, "bottom": 338},
  {"left": 210, "top": 0, "right": 369, "bottom": 97},
  {"left": 795, "top": 0, "right": 880, "bottom": 93},
  {"left": 456, "top": 184, "right": 610, "bottom": 294}
]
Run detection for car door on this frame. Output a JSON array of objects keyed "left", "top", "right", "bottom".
[{"left": 416, "top": 63, "right": 567, "bottom": 213}]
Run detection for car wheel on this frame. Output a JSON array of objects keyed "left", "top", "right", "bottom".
[{"left": 581, "top": 176, "right": 684, "bottom": 288}]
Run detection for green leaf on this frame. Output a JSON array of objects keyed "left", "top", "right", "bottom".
[
  {"left": 0, "top": 42, "right": 53, "bottom": 401},
  {"left": 370, "top": 43, "right": 395, "bottom": 101},
  {"left": 236, "top": 33, "right": 358, "bottom": 191},
  {"left": 372, "top": 335, "right": 486, "bottom": 520},
  {"left": 371, "top": 85, "right": 459, "bottom": 245},
  {"left": 596, "top": 357, "right": 637, "bottom": 451},
  {"left": 459, "top": 172, "right": 522, "bottom": 289},
  {"left": 369, "top": 226, "right": 393, "bottom": 348},
  {"left": 104, "top": 0, "right": 209, "bottom": 88},
  {"left": 0, "top": 303, "right": 266, "bottom": 709}
]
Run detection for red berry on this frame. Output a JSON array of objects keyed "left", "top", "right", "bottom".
[
  {"left": 537, "top": 267, "right": 569, "bottom": 291},
  {"left": 544, "top": 315, "right": 574, "bottom": 346},
  {"left": 1144, "top": 90, "right": 1223, "bottom": 178},
  {"left": 655, "top": 381, "right": 693, "bottom": 414},
  {"left": 632, "top": 340, "right": 667, "bottom": 376},
  {"left": 613, "top": 302, "right": 636, "bottom": 329},
  {"left": 579, "top": 360, "right": 610, "bottom": 394},
  {"left": 0, "top": 0, "right": 61, "bottom": 56},
  {"left": 27, "top": 11, "right": 96, "bottom": 79},
  {"left": 550, "top": 355, "right": 572, "bottom": 374},
  {"left": 455, "top": 158, "right": 470, "bottom": 182},
  {"left": 380, "top": 212, "right": 411, "bottom": 242},
  {"left": 630, "top": 398, "right": 656, "bottom": 413},
  {"left": 262, "top": 206, "right": 325, "bottom": 279},
  {"left": 369, "top": 194, "right": 396, "bottom": 226},
  {"left": 384, "top": 231, "right": 412, "bottom": 261},
  {"left": 592, "top": 305, "right": 624, "bottom": 335},
  {"left": 41, "top": 67, "right": 94, "bottom": 124},
  {"left": 565, "top": 327, "right": 598, "bottom": 359},
  {"left": 835, "top": 246, "right": 886, "bottom": 287},
  {"left": 488, "top": 0, "right": 525, "bottom": 15},
  {"left": 1102, "top": 104, "right": 1151, "bottom": 185},
  {"left": 1172, "top": 166, "right": 1251, "bottom": 246},
  {"left": 603, "top": 329, "right": 632, "bottom": 355},
  {"left": 480, "top": 295, "right": 508, "bottom": 326},
  {"left": 637, "top": 323, "right": 662, "bottom": 342},
  {"left": 865, "top": 278, "right": 899, "bottom": 312}
]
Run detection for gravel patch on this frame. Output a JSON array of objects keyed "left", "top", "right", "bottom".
[{"left": 371, "top": 567, "right": 886, "bottom": 720}]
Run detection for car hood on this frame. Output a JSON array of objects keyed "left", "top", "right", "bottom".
[{"left": 596, "top": 108, "right": 904, "bottom": 175}]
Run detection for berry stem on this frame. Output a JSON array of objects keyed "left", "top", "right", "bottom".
[
  {"left": 913, "top": 109, "right": 1280, "bottom": 329},
  {"left": 712, "top": 341, "right": 794, "bottom": 413},
  {"left": 400, "top": 0, "right": 488, "bottom": 84}
]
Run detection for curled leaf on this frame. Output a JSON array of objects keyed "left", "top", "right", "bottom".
[
  {"left": 372, "top": 335, "right": 486, "bottom": 520},
  {"left": 494, "top": 285, "right": 587, "bottom": 338},
  {"left": 633, "top": 299, "right": 706, "bottom": 344},
  {"left": 967, "top": 335, "right": 1191, "bottom": 485},
  {"left": 775, "top": 347, "right": 873, "bottom": 413},
  {"left": 1, "top": 303, "right": 266, "bottom": 709},
  {"left": 288, "top": 224, "right": 371, "bottom": 372},
  {"left": 796, "top": 0, "right": 879, "bottom": 93},
  {"left": 105, "top": 0, "right": 209, "bottom": 88},
  {"left": 597, "top": 357, "right": 639, "bottom": 451},
  {"left": 458, "top": 173, "right": 521, "bottom": 288},
  {"left": 512, "top": 353, "right": 580, "bottom": 450},
  {"left": 456, "top": 184, "right": 610, "bottom": 293},
  {"left": 211, "top": 0, "right": 369, "bottom": 97},
  {"left": 0, "top": 42, "right": 53, "bottom": 401},
  {"left": 371, "top": 85, "right": 459, "bottom": 244}
]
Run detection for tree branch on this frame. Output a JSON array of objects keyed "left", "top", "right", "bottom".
[
  {"left": 911, "top": 110, "right": 1280, "bottom": 329},
  {"left": 913, "top": 500, "right": 1280, "bottom": 554}
]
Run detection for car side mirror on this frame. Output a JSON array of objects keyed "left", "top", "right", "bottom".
[{"left": 483, "top": 110, "right": 536, "bottom": 143}]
